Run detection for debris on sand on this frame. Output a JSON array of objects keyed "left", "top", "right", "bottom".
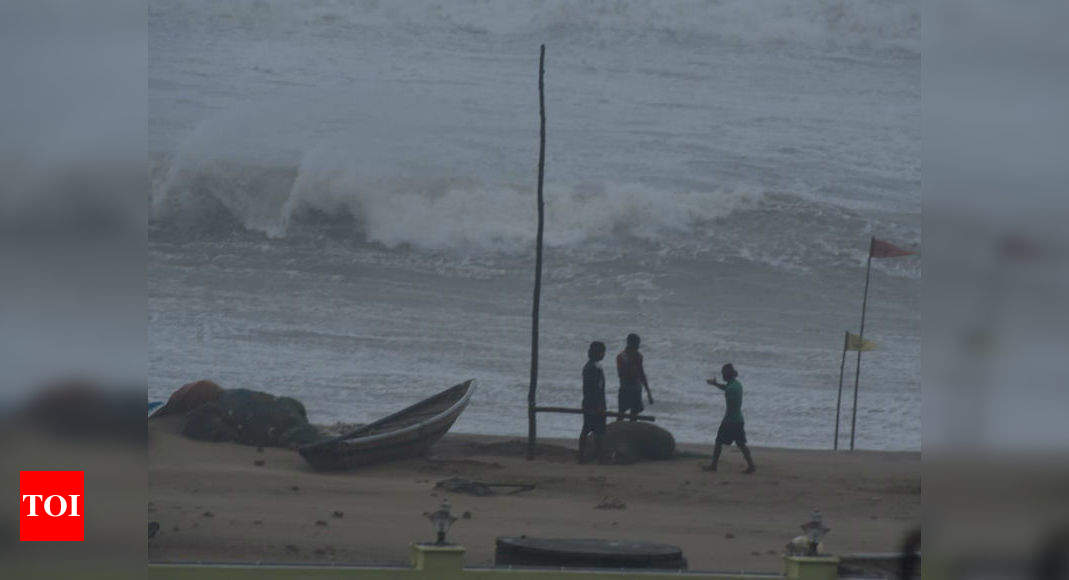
[
  {"left": 595, "top": 496, "right": 627, "bottom": 510},
  {"left": 318, "top": 422, "right": 366, "bottom": 438},
  {"left": 435, "top": 477, "right": 535, "bottom": 497},
  {"left": 331, "top": 511, "right": 344, "bottom": 518},
  {"left": 181, "top": 387, "right": 321, "bottom": 448},
  {"left": 436, "top": 477, "right": 492, "bottom": 496}
]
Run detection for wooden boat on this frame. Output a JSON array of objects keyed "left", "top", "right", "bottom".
[{"left": 299, "top": 379, "right": 475, "bottom": 470}]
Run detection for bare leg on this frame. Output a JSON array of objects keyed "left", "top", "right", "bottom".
[
  {"left": 739, "top": 443, "right": 756, "bottom": 473},
  {"left": 705, "top": 442, "right": 723, "bottom": 471},
  {"left": 578, "top": 427, "right": 590, "bottom": 463}
]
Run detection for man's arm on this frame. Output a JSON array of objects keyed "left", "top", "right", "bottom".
[{"left": 707, "top": 378, "right": 727, "bottom": 391}]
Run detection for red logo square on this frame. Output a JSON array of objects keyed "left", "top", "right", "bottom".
[{"left": 20, "top": 471, "right": 84, "bottom": 541}]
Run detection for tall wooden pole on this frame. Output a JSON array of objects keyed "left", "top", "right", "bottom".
[
  {"left": 849, "top": 236, "right": 874, "bottom": 451},
  {"left": 834, "top": 330, "right": 848, "bottom": 450},
  {"left": 527, "top": 44, "right": 546, "bottom": 460}
]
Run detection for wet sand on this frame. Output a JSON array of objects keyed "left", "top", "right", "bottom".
[{"left": 148, "top": 416, "right": 919, "bottom": 573}]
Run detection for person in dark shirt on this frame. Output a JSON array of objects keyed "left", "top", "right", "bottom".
[
  {"left": 579, "top": 341, "right": 607, "bottom": 464},
  {"left": 615, "top": 333, "right": 654, "bottom": 421},
  {"left": 704, "top": 363, "right": 756, "bottom": 474}
]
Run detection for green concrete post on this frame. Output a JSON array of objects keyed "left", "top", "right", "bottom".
[
  {"left": 410, "top": 543, "right": 466, "bottom": 576},
  {"left": 783, "top": 555, "right": 840, "bottom": 580}
]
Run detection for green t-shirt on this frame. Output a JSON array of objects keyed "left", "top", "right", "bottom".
[{"left": 723, "top": 379, "right": 744, "bottom": 423}]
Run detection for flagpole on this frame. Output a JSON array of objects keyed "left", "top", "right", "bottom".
[
  {"left": 850, "top": 236, "right": 874, "bottom": 451},
  {"left": 834, "top": 330, "right": 849, "bottom": 450}
]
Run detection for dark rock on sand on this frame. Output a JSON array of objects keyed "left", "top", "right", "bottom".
[
  {"left": 595, "top": 496, "right": 627, "bottom": 510},
  {"left": 436, "top": 477, "right": 495, "bottom": 497},
  {"left": 601, "top": 421, "right": 676, "bottom": 464},
  {"left": 181, "top": 388, "right": 321, "bottom": 448}
]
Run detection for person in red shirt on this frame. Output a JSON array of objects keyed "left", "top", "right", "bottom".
[{"left": 615, "top": 333, "right": 654, "bottom": 421}]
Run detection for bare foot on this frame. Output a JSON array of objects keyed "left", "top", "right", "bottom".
[{"left": 743, "top": 466, "right": 756, "bottom": 474}]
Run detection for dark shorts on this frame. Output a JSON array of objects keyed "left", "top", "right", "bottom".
[
  {"left": 618, "top": 386, "right": 644, "bottom": 415},
  {"left": 582, "top": 412, "right": 606, "bottom": 434},
  {"left": 716, "top": 420, "right": 747, "bottom": 446}
]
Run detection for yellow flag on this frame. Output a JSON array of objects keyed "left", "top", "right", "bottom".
[{"left": 846, "top": 332, "right": 876, "bottom": 351}]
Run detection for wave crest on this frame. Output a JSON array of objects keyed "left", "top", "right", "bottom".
[{"left": 152, "top": 148, "right": 762, "bottom": 253}]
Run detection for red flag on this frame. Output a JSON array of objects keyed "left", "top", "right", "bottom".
[{"left": 869, "top": 238, "right": 915, "bottom": 258}]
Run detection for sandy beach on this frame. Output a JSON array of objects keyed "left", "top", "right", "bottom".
[{"left": 148, "top": 416, "right": 919, "bottom": 573}]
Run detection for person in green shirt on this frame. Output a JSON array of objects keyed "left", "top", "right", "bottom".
[{"left": 703, "top": 363, "right": 756, "bottom": 473}]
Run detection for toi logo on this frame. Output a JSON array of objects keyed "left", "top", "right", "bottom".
[{"left": 20, "top": 471, "right": 84, "bottom": 541}]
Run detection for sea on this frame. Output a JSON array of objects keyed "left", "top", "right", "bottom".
[{"left": 149, "top": 0, "right": 920, "bottom": 450}]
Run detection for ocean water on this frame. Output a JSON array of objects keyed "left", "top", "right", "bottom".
[{"left": 149, "top": 0, "right": 920, "bottom": 450}]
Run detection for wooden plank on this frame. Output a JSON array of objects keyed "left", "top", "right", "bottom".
[{"left": 532, "top": 406, "right": 655, "bottom": 422}]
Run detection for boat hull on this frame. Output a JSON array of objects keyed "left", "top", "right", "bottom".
[{"left": 299, "top": 380, "right": 474, "bottom": 471}]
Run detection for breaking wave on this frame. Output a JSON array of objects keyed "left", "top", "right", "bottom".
[
  {"left": 150, "top": 145, "right": 921, "bottom": 282},
  {"left": 151, "top": 147, "right": 762, "bottom": 254}
]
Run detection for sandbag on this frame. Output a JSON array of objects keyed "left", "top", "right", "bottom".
[{"left": 601, "top": 421, "right": 676, "bottom": 463}]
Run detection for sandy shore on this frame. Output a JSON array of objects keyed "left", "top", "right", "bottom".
[{"left": 148, "top": 416, "right": 919, "bottom": 573}]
